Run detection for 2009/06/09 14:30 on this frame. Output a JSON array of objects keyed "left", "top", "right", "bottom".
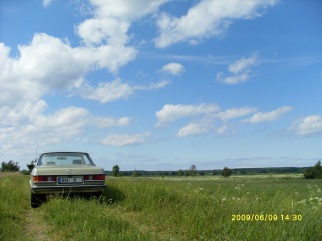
[{"left": 231, "top": 214, "right": 302, "bottom": 221}]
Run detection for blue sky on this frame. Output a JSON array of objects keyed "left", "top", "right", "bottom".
[{"left": 1, "top": 0, "right": 322, "bottom": 171}]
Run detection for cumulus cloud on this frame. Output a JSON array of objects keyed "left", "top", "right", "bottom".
[
  {"left": 290, "top": 115, "right": 322, "bottom": 137},
  {"left": 155, "top": 0, "right": 278, "bottom": 48},
  {"left": 0, "top": 104, "right": 89, "bottom": 151},
  {"left": 161, "top": 63, "right": 185, "bottom": 75},
  {"left": 0, "top": 0, "right": 175, "bottom": 159},
  {"left": 0, "top": 34, "right": 137, "bottom": 107},
  {"left": 175, "top": 107, "right": 257, "bottom": 137},
  {"left": 101, "top": 132, "right": 151, "bottom": 146},
  {"left": 77, "top": 17, "right": 130, "bottom": 46},
  {"left": 156, "top": 103, "right": 292, "bottom": 137},
  {"left": 155, "top": 103, "right": 219, "bottom": 126},
  {"left": 76, "top": 0, "right": 169, "bottom": 46},
  {"left": 0, "top": 102, "right": 131, "bottom": 154},
  {"left": 217, "top": 52, "right": 259, "bottom": 84},
  {"left": 89, "top": 0, "right": 169, "bottom": 20},
  {"left": 243, "top": 106, "right": 292, "bottom": 124}
]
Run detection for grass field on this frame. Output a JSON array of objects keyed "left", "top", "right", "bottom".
[{"left": 0, "top": 173, "right": 321, "bottom": 241}]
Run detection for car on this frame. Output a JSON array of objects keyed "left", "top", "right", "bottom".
[{"left": 29, "top": 152, "right": 106, "bottom": 208}]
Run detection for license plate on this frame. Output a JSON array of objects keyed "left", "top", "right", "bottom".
[{"left": 58, "top": 177, "right": 83, "bottom": 184}]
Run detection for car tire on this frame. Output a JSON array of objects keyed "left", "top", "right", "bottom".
[{"left": 31, "top": 192, "right": 42, "bottom": 208}]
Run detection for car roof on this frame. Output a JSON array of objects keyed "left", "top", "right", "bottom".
[{"left": 40, "top": 152, "right": 89, "bottom": 155}]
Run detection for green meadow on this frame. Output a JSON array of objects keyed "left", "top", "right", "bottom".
[{"left": 0, "top": 173, "right": 321, "bottom": 241}]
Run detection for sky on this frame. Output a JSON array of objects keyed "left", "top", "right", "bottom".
[{"left": 1, "top": 0, "right": 322, "bottom": 171}]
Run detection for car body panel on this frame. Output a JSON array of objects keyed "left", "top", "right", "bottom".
[{"left": 29, "top": 152, "right": 106, "bottom": 197}]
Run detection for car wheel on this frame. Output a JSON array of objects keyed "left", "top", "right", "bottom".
[{"left": 31, "top": 192, "right": 42, "bottom": 208}]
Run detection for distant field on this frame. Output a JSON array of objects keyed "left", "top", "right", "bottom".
[{"left": 0, "top": 173, "right": 321, "bottom": 240}]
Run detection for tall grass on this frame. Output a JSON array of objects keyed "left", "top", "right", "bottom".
[
  {"left": 0, "top": 173, "right": 30, "bottom": 240},
  {"left": 42, "top": 196, "right": 160, "bottom": 241},
  {"left": 0, "top": 174, "right": 321, "bottom": 240},
  {"left": 105, "top": 177, "right": 322, "bottom": 241}
]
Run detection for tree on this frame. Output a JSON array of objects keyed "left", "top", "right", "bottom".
[
  {"left": 184, "top": 170, "right": 190, "bottom": 177},
  {"left": 112, "top": 165, "right": 120, "bottom": 177},
  {"left": 132, "top": 170, "right": 140, "bottom": 177},
  {"left": 178, "top": 169, "right": 183, "bottom": 176},
  {"left": 314, "top": 160, "right": 322, "bottom": 178},
  {"left": 222, "top": 167, "right": 232, "bottom": 178},
  {"left": 304, "top": 160, "right": 322, "bottom": 179},
  {"left": 189, "top": 164, "right": 197, "bottom": 176},
  {"left": 1, "top": 160, "right": 20, "bottom": 172}
]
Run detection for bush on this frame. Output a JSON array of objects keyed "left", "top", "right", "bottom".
[
  {"left": 304, "top": 168, "right": 315, "bottom": 179},
  {"left": 20, "top": 170, "right": 30, "bottom": 175},
  {"left": 0, "top": 161, "right": 20, "bottom": 172}
]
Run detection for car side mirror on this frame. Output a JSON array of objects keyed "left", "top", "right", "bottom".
[{"left": 27, "top": 164, "right": 35, "bottom": 171}]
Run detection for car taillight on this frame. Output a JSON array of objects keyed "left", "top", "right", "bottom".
[
  {"left": 33, "top": 176, "right": 57, "bottom": 182},
  {"left": 84, "top": 174, "right": 105, "bottom": 181}
]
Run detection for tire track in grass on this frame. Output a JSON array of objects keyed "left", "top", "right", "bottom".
[{"left": 23, "top": 207, "right": 59, "bottom": 241}]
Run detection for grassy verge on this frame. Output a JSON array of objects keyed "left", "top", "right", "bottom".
[{"left": 0, "top": 173, "right": 321, "bottom": 240}]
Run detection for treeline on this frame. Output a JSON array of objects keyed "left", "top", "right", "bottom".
[{"left": 105, "top": 166, "right": 308, "bottom": 177}]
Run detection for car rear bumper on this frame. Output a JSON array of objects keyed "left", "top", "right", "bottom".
[{"left": 31, "top": 184, "right": 106, "bottom": 195}]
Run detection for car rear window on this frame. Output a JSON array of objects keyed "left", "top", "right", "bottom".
[{"left": 37, "top": 153, "right": 95, "bottom": 166}]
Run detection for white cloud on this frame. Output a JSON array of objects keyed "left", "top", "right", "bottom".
[
  {"left": 161, "top": 63, "right": 185, "bottom": 75},
  {"left": 0, "top": 99, "right": 132, "bottom": 154},
  {"left": 155, "top": 0, "right": 278, "bottom": 48},
  {"left": 42, "top": 0, "right": 54, "bottom": 7},
  {"left": 79, "top": 79, "right": 134, "bottom": 103},
  {"left": 89, "top": 0, "right": 169, "bottom": 20},
  {"left": 79, "top": 79, "right": 170, "bottom": 103},
  {"left": 156, "top": 103, "right": 219, "bottom": 126},
  {"left": 0, "top": 34, "right": 136, "bottom": 107},
  {"left": 101, "top": 132, "right": 151, "bottom": 146},
  {"left": 216, "top": 125, "right": 230, "bottom": 135},
  {"left": 217, "top": 73, "right": 252, "bottom": 85},
  {"left": 176, "top": 107, "right": 254, "bottom": 137},
  {"left": 90, "top": 116, "right": 131, "bottom": 128},
  {"left": 217, "top": 52, "right": 259, "bottom": 85},
  {"left": 218, "top": 107, "right": 258, "bottom": 120},
  {"left": 0, "top": 104, "right": 89, "bottom": 151},
  {"left": 243, "top": 106, "right": 292, "bottom": 124},
  {"left": 158, "top": 103, "right": 292, "bottom": 137},
  {"left": 176, "top": 122, "right": 210, "bottom": 137},
  {"left": 76, "top": 17, "right": 130, "bottom": 46},
  {"left": 290, "top": 115, "right": 322, "bottom": 137},
  {"left": 228, "top": 53, "right": 259, "bottom": 74},
  {"left": 77, "top": 0, "right": 169, "bottom": 46},
  {"left": 134, "top": 80, "right": 171, "bottom": 91}
]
